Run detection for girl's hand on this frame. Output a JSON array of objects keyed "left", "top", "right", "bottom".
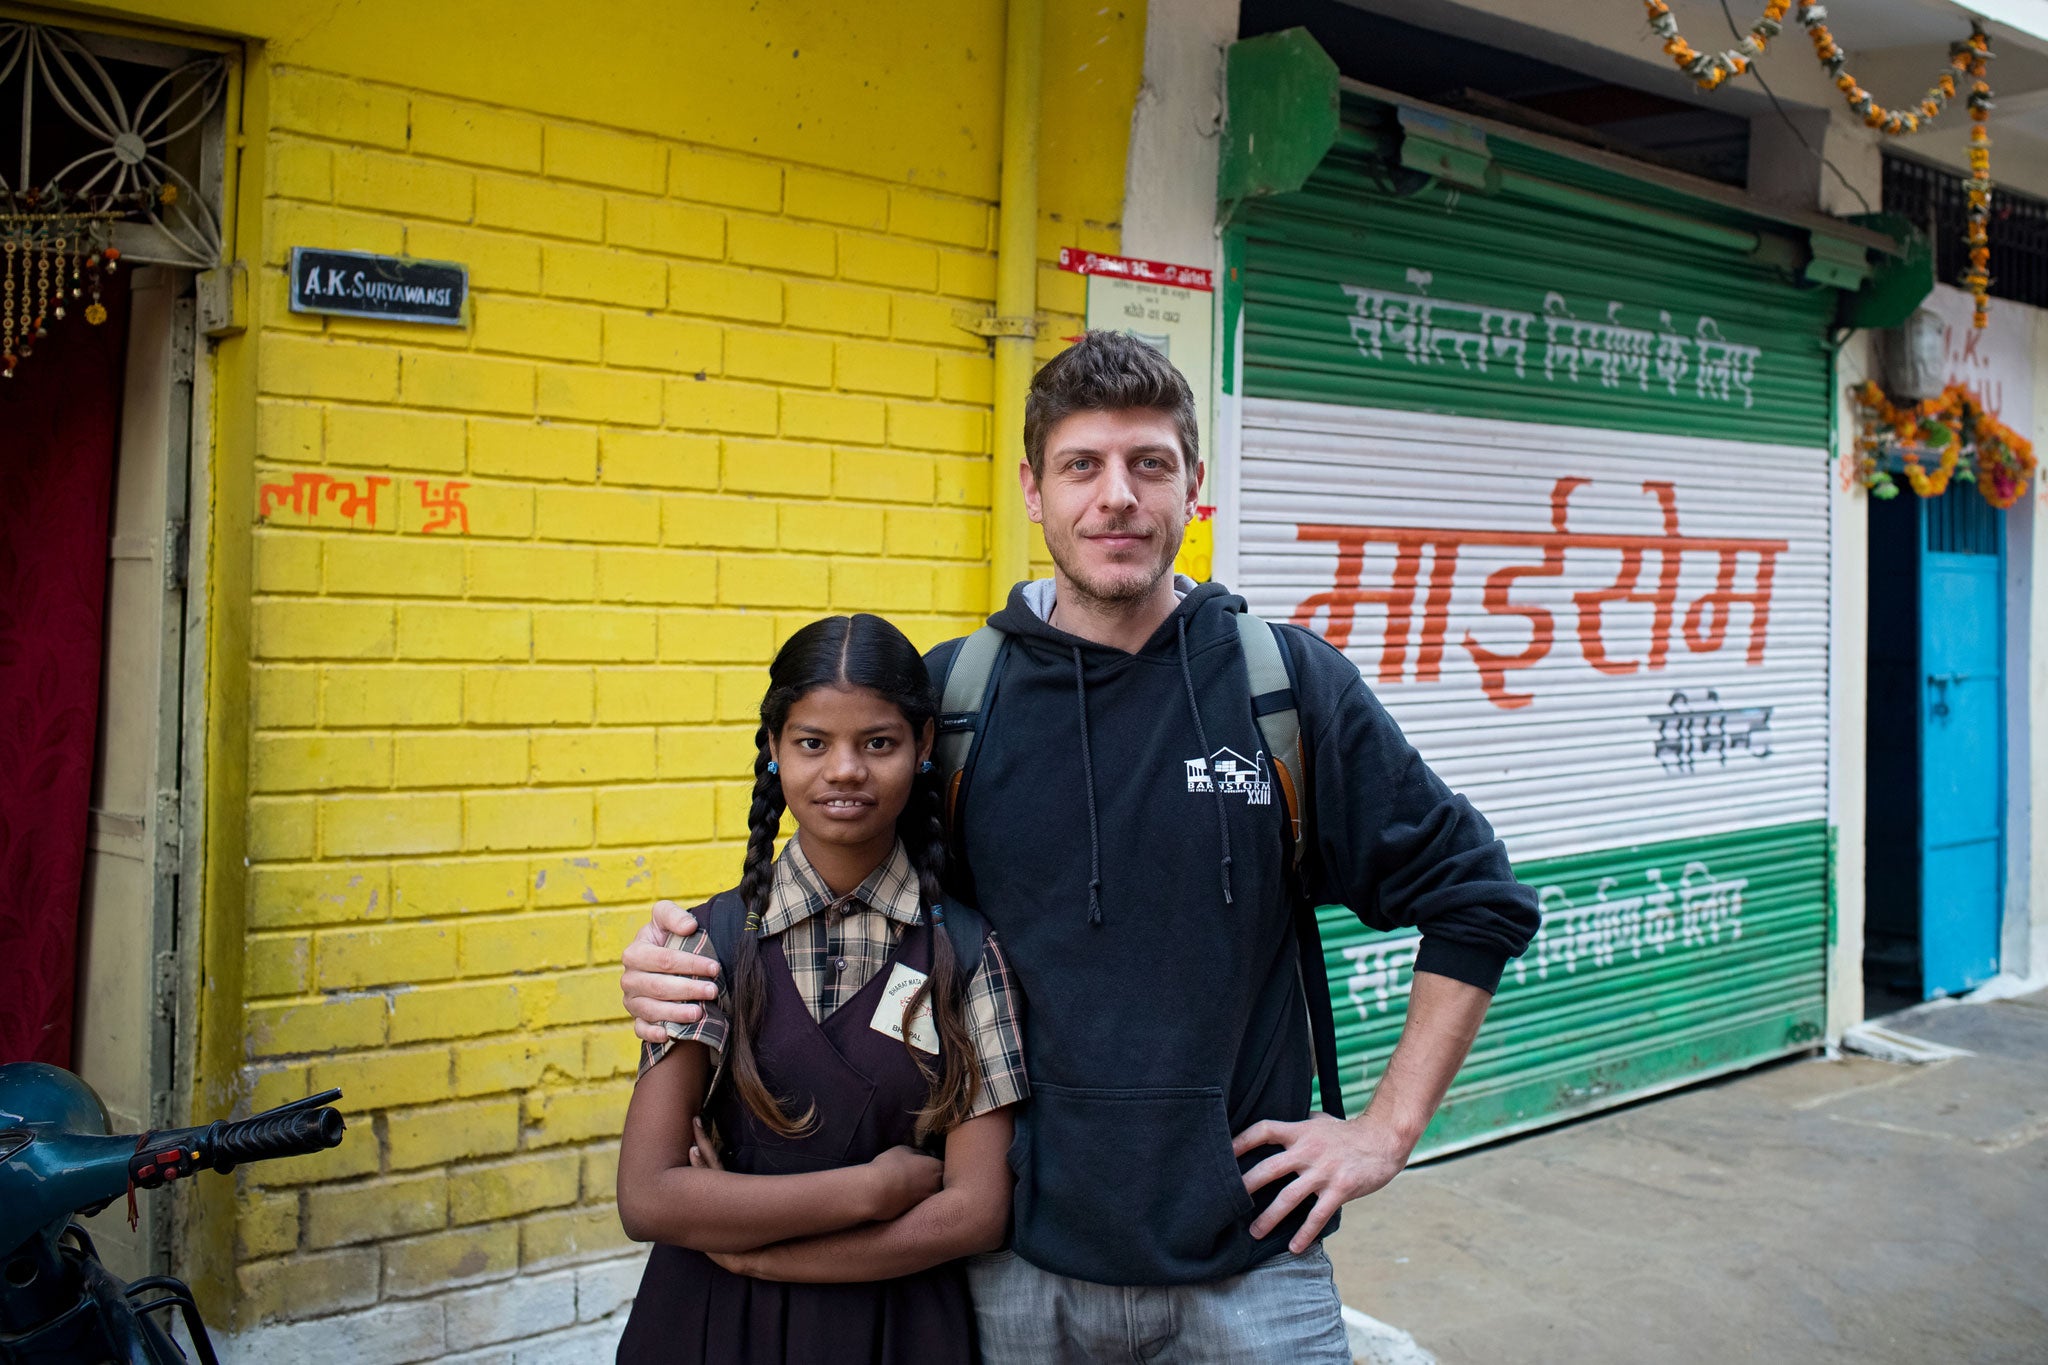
[
  {"left": 707, "top": 1248, "right": 757, "bottom": 1277},
  {"left": 688, "top": 1118, "right": 727, "bottom": 1171},
  {"left": 864, "top": 1145, "right": 944, "bottom": 1220}
]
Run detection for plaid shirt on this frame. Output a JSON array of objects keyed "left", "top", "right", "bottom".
[{"left": 646, "top": 837, "right": 1027, "bottom": 1121}]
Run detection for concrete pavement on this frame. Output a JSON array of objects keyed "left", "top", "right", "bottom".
[{"left": 1326, "top": 988, "right": 2048, "bottom": 1364}]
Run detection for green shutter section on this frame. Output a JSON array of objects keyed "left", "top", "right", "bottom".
[
  {"left": 1239, "top": 95, "right": 1840, "bottom": 447},
  {"left": 1318, "top": 821, "right": 1830, "bottom": 1158}
]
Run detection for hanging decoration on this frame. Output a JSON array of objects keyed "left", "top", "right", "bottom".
[
  {"left": 0, "top": 187, "right": 159, "bottom": 378},
  {"left": 1641, "top": 3, "right": 1997, "bottom": 326},
  {"left": 1851, "top": 379, "right": 2034, "bottom": 508}
]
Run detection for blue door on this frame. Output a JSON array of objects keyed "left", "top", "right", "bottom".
[{"left": 1919, "top": 492, "right": 2004, "bottom": 997}]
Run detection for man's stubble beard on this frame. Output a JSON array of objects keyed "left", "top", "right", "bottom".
[{"left": 1043, "top": 514, "right": 1185, "bottom": 611}]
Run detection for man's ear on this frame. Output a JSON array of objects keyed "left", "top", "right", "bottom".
[
  {"left": 1185, "top": 459, "right": 1206, "bottom": 521},
  {"left": 1021, "top": 459, "right": 1044, "bottom": 525}
]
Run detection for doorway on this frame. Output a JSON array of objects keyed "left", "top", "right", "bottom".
[{"left": 1865, "top": 490, "right": 2007, "bottom": 1012}]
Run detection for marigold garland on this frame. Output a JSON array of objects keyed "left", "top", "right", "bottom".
[
  {"left": 1644, "top": 3, "right": 1997, "bottom": 326},
  {"left": 1853, "top": 380, "right": 2035, "bottom": 508}
]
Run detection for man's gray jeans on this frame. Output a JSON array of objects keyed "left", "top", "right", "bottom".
[{"left": 967, "top": 1245, "right": 1352, "bottom": 1364}]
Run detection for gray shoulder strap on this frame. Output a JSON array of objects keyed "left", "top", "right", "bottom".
[
  {"left": 1235, "top": 612, "right": 1306, "bottom": 867},
  {"left": 935, "top": 625, "right": 1006, "bottom": 784}
]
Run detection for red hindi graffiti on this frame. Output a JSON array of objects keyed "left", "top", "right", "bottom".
[
  {"left": 1291, "top": 477, "right": 1788, "bottom": 710},
  {"left": 257, "top": 472, "right": 390, "bottom": 527},
  {"left": 416, "top": 480, "right": 471, "bottom": 534}
]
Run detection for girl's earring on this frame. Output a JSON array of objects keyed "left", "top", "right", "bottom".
[
  {"left": 919, "top": 759, "right": 934, "bottom": 774},
  {"left": 767, "top": 760, "right": 779, "bottom": 775}
]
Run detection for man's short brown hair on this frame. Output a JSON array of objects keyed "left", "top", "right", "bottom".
[{"left": 1023, "top": 331, "right": 1200, "bottom": 485}]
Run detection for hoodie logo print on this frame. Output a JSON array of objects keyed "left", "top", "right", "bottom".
[{"left": 1184, "top": 747, "right": 1272, "bottom": 806}]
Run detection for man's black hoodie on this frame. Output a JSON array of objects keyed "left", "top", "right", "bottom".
[{"left": 927, "top": 579, "right": 1538, "bottom": 1287}]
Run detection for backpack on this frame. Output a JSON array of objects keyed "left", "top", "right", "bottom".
[{"left": 932, "top": 612, "right": 1348, "bottom": 1120}]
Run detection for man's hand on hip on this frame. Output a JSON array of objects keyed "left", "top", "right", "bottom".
[
  {"left": 620, "top": 900, "right": 720, "bottom": 1044},
  {"left": 1233, "top": 1112, "right": 1413, "bottom": 1255}
]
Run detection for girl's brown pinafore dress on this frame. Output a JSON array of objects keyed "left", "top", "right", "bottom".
[{"left": 616, "top": 919, "right": 974, "bottom": 1365}]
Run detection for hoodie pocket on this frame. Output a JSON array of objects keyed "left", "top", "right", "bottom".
[{"left": 1013, "top": 1082, "right": 1254, "bottom": 1284}]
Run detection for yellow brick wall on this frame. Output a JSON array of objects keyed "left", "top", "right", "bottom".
[{"left": 224, "top": 5, "right": 1141, "bottom": 1326}]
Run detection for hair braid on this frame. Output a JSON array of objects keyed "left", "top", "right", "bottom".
[
  {"left": 901, "top": 773, "right": 982, "bottom": 1142},
  {"left": 725, "top": 726, "right": 814, "bottom": 1138}
]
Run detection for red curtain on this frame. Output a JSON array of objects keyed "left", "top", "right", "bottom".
[{"left": 0, "top": 277, "right": 130, "bottom": 1066}]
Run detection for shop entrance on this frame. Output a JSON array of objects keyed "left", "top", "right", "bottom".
[{"left": 1865, "top": 491, "right": 2007, "bottom": 1010}]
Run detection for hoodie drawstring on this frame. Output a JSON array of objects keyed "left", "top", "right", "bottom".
[
  {"left": 1177, "top": 616, "right": 1235, "bottom": 907},
  {"left": 1070, "top": 646, "right": 1106, "bottom": 926}
]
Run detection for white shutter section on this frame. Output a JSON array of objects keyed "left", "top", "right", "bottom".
[{"left": 1238, "top": 398, "right": 1830, "bottom": 865}]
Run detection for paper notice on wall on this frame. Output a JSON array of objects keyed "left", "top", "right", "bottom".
[{"left": 1062, "top": 248, "right": 1218, "bottom": 580}]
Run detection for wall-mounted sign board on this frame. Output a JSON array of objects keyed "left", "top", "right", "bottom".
[{"left": 289, "top": 247, "right": 467, "bottom": 326}]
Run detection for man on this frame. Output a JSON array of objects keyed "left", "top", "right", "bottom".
[{"left": 620, "top": 331, "right": 1539, "bottom": 1361}]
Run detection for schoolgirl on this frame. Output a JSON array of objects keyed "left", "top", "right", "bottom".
[{"left": 615, "top": 613, "right": 1025, "bottom": 1365}]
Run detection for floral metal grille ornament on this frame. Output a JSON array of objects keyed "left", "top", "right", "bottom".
[{"left": 0, "top": 21, "right": 227, "bottom": 375}]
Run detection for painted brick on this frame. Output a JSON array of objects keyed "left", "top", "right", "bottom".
[
  {"left": 473, "top": 296, "right": 603, "bottom": 364},
  {"left": 599, "top": 430, "right": 718, "bottom": 490},
  {"left": 402, "top": 352, "right": 535, "bottom": 416},
  {"left": 784, "top": 280, "right": 890, "bottom": 337},
  {"left": 936, "top": 352, "right": 995, "bottom": 405},
  {"left": 932, "top": 565, "right": 991, "bottom": 611},
  {"left": 252, "top": 733, "right": 392, "bottom": 794},
  {"left": 272, "top": 69, "right": 406, "bottom": 148},
  {"left": 664, "top": 378, "right": 778, "bottom": 435},
  {"left": 315, "top": 924, "right": 456, "bottom": 989},
  {"left": 476, "top": 172, "right": 604, "bottom": 241},
  {"left": 540, "top": 366, "right": 663, "bottom": 427},
  {"left": 464, "top": 789, "right": 595, "bottom": 852},
  {"left": 454, "top": 1032, "right": 583, "bottom": 1097},
  {"left": 395, "top": 604, "right": 530, "bottom": 662},
  {"left": 532, "top": 610, "right": 658, "bottom": 663},
  {"left": 937, "top": 247, "right": 998, "bottom": 300},
  {"left": 400, "top": 478, "right": 535, "bottom": 539},
  {"left": 656, "top": 610, "right": 776, "bottom": 663},
  {"left": 323, "top": 666, "right": 462, "bottom": 727},
  {"left": 322, "top": 793, "right": 464, "bottom": 857},
  {"left": 255, "top": 534, "right": 322, "bottom": 594},
  {"left": 323, "top": 537, "right": 466, "bottom": 598},
  {"left": 304, "top": 1171, "right": 448, "bottom": 1249},
  {"left": 334, "top": 149, "right": 473, "bottom": 222},
  {"left": 781, "top": 391, "right": 885, "bottom": 444},
  {"left": 255, "top": 601, "right": 394, "bottom": 661},
  {"left": 236, "top": 1247, "right": 380, "bottom": 1325},
  {"left": 311, "top": 1045, "right": 456, "bottom": 1110},
  {"left": 464, "top": 668, "right": 594, "bottom": 725},
  {"left": 270, "top": 138, "right": 332, "bottom": 201},
  {"left": 530, "top": 730, "right": 657, "bottom": 785},
  {"left": 450, "top": 1151, "right": 582, "bottom": 1225},
  {"left": 262, "top": 202, "right": 405, "bottom": 267},
  {"left": 543, "top": 244, "right": 667, "bottom": 308},
  {"left": 246, "top": 933, "right": 312, "bottom": 998},
  {"left": 518, "top": 968, "right": 626, "bottom": 1028},
  {"left": 457, "top": 912, "right": 591, "bottom": 978},
  {"left": 779, "top": 501, "right": 883, "bottom": 554},
  {"left": 1038, "top": 260, "right": 1087, "bottom": 314},
  {"left": 324, "top": 406, "right": 466, "bottom": 473},
  {"left": 546, "top": 124, "right": 665, "bottom": 192},
  {"left": 887, "top": 507, "right": 985, "bottom": 559},
  {"left": 602, "top": 312, "right": 722, "bottom": 377},
  {"left": 407, "top": 223, "right": 542, "bottom": 293},
  {"left": 393, "top": 731, "right": 529, "bottom": 789},
  {"left": 724, "top": 328, "right": 832, "bottom": 387},
  {"left": 595, "top": 669, "right": 715, "bottom": 725},
  {"left": 719, "top": 439, "right": 831, "bottom": 496},
  {"left": 249, "top": 864, "right": 388, "bottom": 930},
  {"left": 470, "top": 420, "right": 597, "bottom": 482},
  {"left": 258, "top": 400, "right": 323, "bottom": 463},
  {"left": 785, "top": 168, "right": 889, "bottom": 228},
  {"left": 891, "top": 293, "right": 982, "bottom": 349},
  {"left": 410, "top": 96, "right": 543, "bottom": 171},
  {"left": 830, "top": 558, "right": 935, "bottom": 612},
  {"left": 245, "top": 996, "right": 386, "bottom": 1057},
  {"left": 382, "top": 1223, "right": 520, "bottom": 1298},
  {"left": 668, "top": 262, "right": 781, "bottom": 323},
  {"left": 237, "top": 1190, "right": 300, "bottom": 1261},
  {"left": 889, "top": 401, "right": 988, "bottom": 454},
  {"left": 530, "top": 853, "right": 657, "bottom": 910},
  {"left": 388, "top": 982, "right": 523, "bottom": 1048},
  {"left": 533, "top": 487, "right": 662, "bottom": 546},
  {"left": 728, "top": 216, "right": 834, "bottom": 276},
  {"left": 524, "top": 1084, "right": 629, "bottom": 1149},
  {"left": 839, "top": 234, "right": 938, "bottom": 289},
  {"left": 656, "top": 724, "right": 758, "bottom": 779},
  {"left": 833, "top": 448, "right": 937, "bottom": 503},
  {"left": 935, "top": 453, "right": 992, "bottom": 508},
  {"left": 445, "top": 1267, "right": 580, "bottom": 1351},
  {"left": 594, "top": 783, "right": 714, "bottom": 846},
  {"left": 714, "top": 666, "right": 766, "bottom": 722},
  {"left": 579, "top": 1145, "right": 626, "bottom": 1205},
  {"left": 248, "top": 798, "right": 318, "bottom": 863},
  {"left": 246, "top": 1120, "right": 382, "bottom": 1187},
  {"left": 606, "top": 196, "right": 723, "bottom": 258},
  {"left": 668, "top": 146, "right": 781, "bottom": 210},
  {"left": 254, "top": 666, "right": 320, "bottom": 729},
  {"left": 520, "top": 1205, "right": 633, "bottom": 1269},
  {"left": 260, "top": 336, "right": 399, "bottom": 403},
  {"left": 656, "top": 841, "right": 748, "bottom": 898},
  {"left": 593, "top": 548, "right": 716, "bottom": 604},
  {"left": 387, "top": 1096, "right": 520, "bottom": 1170},
  {"left": 390, "top": 858, "right": 529, "bottom": 918},
  {"left": 659, "top": 492, "right": 776, "bottom": 556},
  {"left": 890, "top": 188, "right": 990, "bottom": 247},
  {"left": 466, "top": 544, "right": 596, "bottom": 604},
  {"left": 836, "top": 341, "right": 936, "bottom": 397}
]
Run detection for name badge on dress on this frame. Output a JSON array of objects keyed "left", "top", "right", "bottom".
[{"left": 869, "top": 962, "right": 939, "bottom": 1053}]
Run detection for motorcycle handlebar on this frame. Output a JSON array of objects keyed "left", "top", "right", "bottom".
[{"left": 126, "top": 1089, "right": 346, "bottom": 1189}]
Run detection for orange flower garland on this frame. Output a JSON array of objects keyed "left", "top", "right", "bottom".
[{"left": 1854, "top": 380, "right": 2035, "bottom": 508}]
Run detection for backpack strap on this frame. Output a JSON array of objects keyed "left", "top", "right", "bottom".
[
  {"left": 934, "top": 625, "right": 1009, "bottom": 841},
  {"left": 930, "top": 900, "right": 990, "bottom": 975},
  {"left": 1234, "top": 612, "right": 1345, "bottom": 1119}
]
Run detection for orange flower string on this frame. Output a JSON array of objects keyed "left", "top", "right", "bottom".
[{"left": 1854, "top": 380, "right": 2035, "bottom": 508}]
